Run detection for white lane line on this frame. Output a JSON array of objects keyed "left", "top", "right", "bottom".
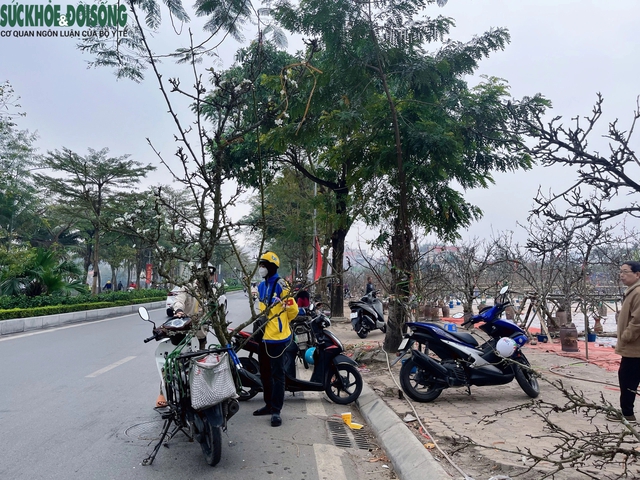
[
  {"left": 86, "top": 356, "right": 136, "bottom": 378},
  {"left": 298, "top": 363, "right": 327, "bottom": 417},
  {"left": 313, "top": 443, "right": 347, "bottom": 480},
  {"left": 305, "top": 390, "right": 327, "bottom": 417}
]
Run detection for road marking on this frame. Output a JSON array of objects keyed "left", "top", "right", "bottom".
[
  {"left": 313, "top": 443, "right": 347, "bottom": 480},
  {"left": 86, "top": 356, "right": 136, "bottom": 378},
  {"left": 297, "top": 363, "right": 328, "bottom": 417},
  {"left": 305, "top": 390, "right": 327, "bottom": 417}
]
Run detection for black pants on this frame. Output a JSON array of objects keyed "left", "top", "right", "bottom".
[
  {"left": 618, "top": 356, "right": 640, "bottom": 417},
  {"left": 258, "top": 341, "right": 288, "bottom": 414}
]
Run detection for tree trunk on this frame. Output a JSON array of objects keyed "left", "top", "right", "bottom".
[
  {"left": 383, "top": 217, "right": 413, "bottom": 353},
  {"left": 329, "top": 190, "right": 348, "bottom": 318},
  {"left": 136, "top": 249, "right": 144, "bottom": 289},
  {"left": 91, "top": 227, "right": 100, "bottom": 295}
]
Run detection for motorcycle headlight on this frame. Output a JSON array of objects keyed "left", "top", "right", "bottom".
[{"left": 163, "top": 318, "right": 188, "bottom": 328}]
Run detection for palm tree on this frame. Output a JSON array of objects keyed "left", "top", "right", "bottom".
[{"left": 0, "top": 248, "right": 86, "bottom": 296}]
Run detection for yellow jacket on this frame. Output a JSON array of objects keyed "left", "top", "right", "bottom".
[{"left": 258, "top": 275, "right": 299, "bottom": 343}]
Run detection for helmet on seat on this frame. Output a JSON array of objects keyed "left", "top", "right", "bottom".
[
  {"left": 304, "top": 347, "right": 316, "bottom": 365},
  {"left": 496, "top": 337, "right": 517, "bottom": 358}
]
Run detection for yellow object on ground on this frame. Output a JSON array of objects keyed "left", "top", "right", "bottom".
[{"left": 341, "top": 412, "right": 364, "bottom": 429}]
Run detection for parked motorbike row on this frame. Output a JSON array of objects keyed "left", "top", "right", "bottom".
[
  {"left": 139, "top": 285, "right": 538, "bottom": 467},
  {"left": 138, "top": 302, "right": 363, "bottom": 467}
]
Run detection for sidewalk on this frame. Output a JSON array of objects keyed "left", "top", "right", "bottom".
[{"left": 329, "top": 314, "right": 634, "bottom": 480}]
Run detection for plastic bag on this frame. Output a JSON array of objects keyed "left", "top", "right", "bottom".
[{"left": 189, "top": 353, "right": 237, "bottom": 410}]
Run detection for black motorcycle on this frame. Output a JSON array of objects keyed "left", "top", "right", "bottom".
[
  {"left": 138, "top": 307, "right": 240, "bottom": 467},
  {"left": 395, "top": 286, "right": 539, "bottom": 403},
  {"left": 349, "top": 290, "right": 386, "bottom": 338},
  {"left": 233, "top": 311, "right": 363, "bottom": 405}
]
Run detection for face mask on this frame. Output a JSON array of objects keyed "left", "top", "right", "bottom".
[{"left": 259, "top": 266, "right": 269, "bottom": 278}]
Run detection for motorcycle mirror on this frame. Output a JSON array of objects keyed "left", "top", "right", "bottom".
[
  {"left": 138, "top": 306, "right": 150, "bottom": 321},
  {"left": 499, "top": 285, "right": 509, "bottom": 295}
]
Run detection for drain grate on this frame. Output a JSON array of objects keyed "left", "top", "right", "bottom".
[
  {"left": 326, "top": 417, "right": 372, "bottom": 451},
  {"left": 124, "top": 420, "right": 165, "bottom": 441}
]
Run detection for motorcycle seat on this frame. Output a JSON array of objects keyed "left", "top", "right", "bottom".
[{"left": 447, "top": 331, "right": 478, "bottom": 346}]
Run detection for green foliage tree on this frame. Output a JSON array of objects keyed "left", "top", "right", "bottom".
[
  {"left": 243, "top": 165, "right": 321, "bottom": 279},
  {"left": 271, "top": 0, "right": 548, "bottom": 349},
  {"left": 34, "top": 148, "right": 154, "bottom": 294},
  {"left": 0, "top": 81, "right": 42, "bottom": 246}
]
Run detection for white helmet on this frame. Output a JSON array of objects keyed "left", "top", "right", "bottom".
[{"left": 496, "top": 337, "right": 517, "bottom": 358}]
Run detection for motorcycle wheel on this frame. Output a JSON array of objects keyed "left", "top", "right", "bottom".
[
  {"left": 514, "top": 362, "right": 539, "bottom": 398},
  {"left": 355, "top": 321, "right": 369, "bottom": 339},
  {"left": 325, "top": 363, "right": 363, "bottom": 404},
  {"left": 237, "top": 356, "right": 260, "bottom": 401},
  {"left": 200, "top": 417, "right": 222, "bottom": 466},
  {"left": 399, "top": 357, "right": 443, "bottom": 403},
  {"left": 381, "top": 324, "right": 387, "bottom": 334}
]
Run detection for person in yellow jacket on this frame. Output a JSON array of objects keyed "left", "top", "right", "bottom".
[{"left": 252, "top": 251, "right": 299, "bottom": 427}]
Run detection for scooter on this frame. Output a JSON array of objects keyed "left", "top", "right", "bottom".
[
  {"left": 349, "top": 290, "right": 386, "bottom": 338},
  {"left": 138, "top": 307, "right": 240, "bottom": 467},
  {"left": 232, "top": 310, "right": 363, "bottom": 405},
  {"left": 395, "top": 286, "right": 539, "bottom": 403}
]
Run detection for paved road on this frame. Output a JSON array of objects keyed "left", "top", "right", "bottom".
[{"left": 0, "top": 292, "right": 390, "bottom": 480}]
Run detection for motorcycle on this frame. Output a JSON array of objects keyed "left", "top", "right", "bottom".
[
  {"left": 232, "top": 309, "right": 363, "bottom": 405},
  {"left": 395, "top": 286, "right": 539, "bottom": 403},
  {"left": 349, "top": 290, "right": 386, "bottom": 338},
  {"left": 138, "top": 307, "right": 240, "bottom": 467}
]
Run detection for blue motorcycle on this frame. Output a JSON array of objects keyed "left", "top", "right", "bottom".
[{"left": 396, "top": 287, "right": 539, "bottom": 403}]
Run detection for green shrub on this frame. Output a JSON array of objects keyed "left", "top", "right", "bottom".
[
  {"left": 0, "top": 296, "right": 165, "bottom": 320},
  {"left": 0, "top": 289, "right": 167, "bottom": 310}
]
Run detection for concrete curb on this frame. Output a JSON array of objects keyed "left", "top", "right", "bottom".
[
  {"left": 356, "top": 383, "right": 451, "bottom": 480},
  {"left": 0, "top": 301, "right": 166, "bottom": 336}
]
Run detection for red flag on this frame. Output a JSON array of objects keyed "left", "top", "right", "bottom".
[
  {"left": 314, "top": 237, "right": 322, "bottom": 281},
  {"left": 145, "top": 263, "right": 153, "bottom": 285}
]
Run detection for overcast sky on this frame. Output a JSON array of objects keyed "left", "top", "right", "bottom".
[{"left": 3, "top": 0, "right": 639, "bottom": 245}]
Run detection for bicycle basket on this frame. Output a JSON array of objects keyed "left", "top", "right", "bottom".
[{"left": 189, "top": 352, "right": 237, "bottom": 410}]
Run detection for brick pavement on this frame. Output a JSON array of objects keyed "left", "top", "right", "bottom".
[{"left": 329, "top": 315, "right": 638, "bottom": 479}]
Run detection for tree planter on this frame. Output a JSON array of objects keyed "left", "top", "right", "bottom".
[{"left": 593, "top": 317, "right": 604, "bottom": 333}]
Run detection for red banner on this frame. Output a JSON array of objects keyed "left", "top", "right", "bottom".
[
  {"left": 314, "top": 237, "right": 322, "bottom": 281},
  {"left": 146, "top": 263, "right": 152, "bottom": 285}
]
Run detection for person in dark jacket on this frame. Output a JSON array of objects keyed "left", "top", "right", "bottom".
[
  {"left": 609, "top": 261, "right": 640, "bottom": 424},
  {"left": 365, "top": 277, "right": 374, "bottom": 294}
]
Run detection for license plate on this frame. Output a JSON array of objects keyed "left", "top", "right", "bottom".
[
  {"left": 398, "top": 338, "right": 409, "bottom": 351},
  {"left": 349, "top": 312, "right": 358, "bottom": 319}
]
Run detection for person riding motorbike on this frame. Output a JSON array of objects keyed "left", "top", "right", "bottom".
[
  {"left": 252, "top": 251, "right": 299, "bottom": 427},
  {"left": 172, "top": 263, "right": 219, "bottom": 350}
]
